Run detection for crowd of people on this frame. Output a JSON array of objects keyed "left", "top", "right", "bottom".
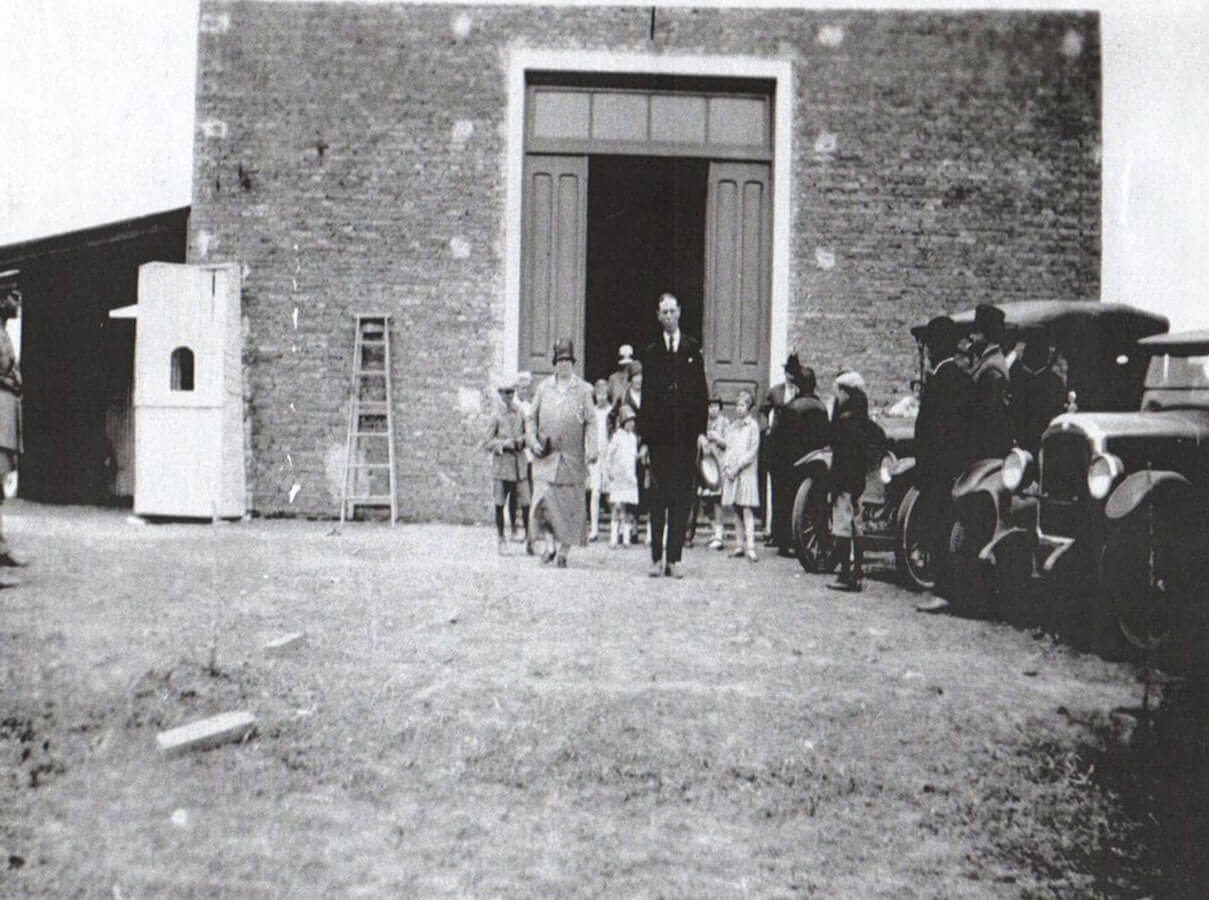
[{"left": 483, "top": 295, "right": 1071, "bottom": 594}]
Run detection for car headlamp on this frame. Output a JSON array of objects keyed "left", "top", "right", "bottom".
[
  {"left": 1087, "top": 453, "right": 1123, "bottom": 500},
  {"left": 1001, "top": 448, "right": 1034, "bottom": 493}
]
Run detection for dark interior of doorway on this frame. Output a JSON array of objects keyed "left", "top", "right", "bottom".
[{"left": 584, "top": 156, "right": 707, "bottom": 385}]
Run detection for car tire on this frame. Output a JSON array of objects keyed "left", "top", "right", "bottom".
[
  {"left": 947, "top": 518, "right": 994, "bottom": 619},
  {"left": 894, "top": 486, "right": 936, "bottom": 592},
  {"left": 792, "top": 476, "right": 833, "bottom": 574}
]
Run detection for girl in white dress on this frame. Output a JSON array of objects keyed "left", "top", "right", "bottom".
[
  {"left": 722, "top": 388, "right": 761, "bottom": 561},
  {"left": 586, "top": 379, "right": 611, "bottom": 541},
  {"left": 604, "top": 406, "right": 640, "bottom": 547}
]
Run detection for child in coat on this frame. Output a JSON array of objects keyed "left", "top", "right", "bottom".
[
  {"left": 697, "top": 394, "right": 728, "bottom": 550},
  {"left": 482, "top": 376, "right": 529, "bottom": 554},
  {"left": 722, "top": 388, "right": 761, "bottom": 561},
  {"left": 604, "top": 405, "right": 640, "bottom": 547},
  {"left": 586, "top": 378, "right": 612, "bottom": 542}
]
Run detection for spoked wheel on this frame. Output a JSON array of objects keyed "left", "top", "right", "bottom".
[
  {"left": 684, "top": 493, "right": 701, "bottom": 548},
  {"left": 791, "top": 476, "right": 834, "bottom": 573},
  {"left": 1104, "top": 506, "right": 1188, "bottom": 658},
  {"left": 894, "top": 486, "right": 937, "bottom": 592}
]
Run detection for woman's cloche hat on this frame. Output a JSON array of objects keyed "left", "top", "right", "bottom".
[{"left": 552, "top": 338, "right": 576, "bottom": 364}]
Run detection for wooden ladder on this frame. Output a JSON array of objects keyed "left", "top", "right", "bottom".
[{"left": 340, "top": 314, "right": 398, "bottom": 524}]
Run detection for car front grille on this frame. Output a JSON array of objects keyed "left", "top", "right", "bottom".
[{"left": 1039, "top": 430, "right": 1092, "bottom": 538}]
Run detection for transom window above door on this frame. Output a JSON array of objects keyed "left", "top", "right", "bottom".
[{"left": 526, "top": 81, "right": 772, "bottom": 160}]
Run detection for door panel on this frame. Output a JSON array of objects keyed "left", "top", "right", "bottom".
[
  {"left": 704, "top": 162, "right": 771, "bottom": 405},
  {"left": 520, "top": 155, "right": 587, "bottom": 378}
]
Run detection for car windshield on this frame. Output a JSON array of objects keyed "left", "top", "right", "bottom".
[
  {"left": 1144, "top": 353, "right": 1209, "bottom": 390},
  {"left": 1141, "top": 353, "right": 1209, "bottom": 411}
]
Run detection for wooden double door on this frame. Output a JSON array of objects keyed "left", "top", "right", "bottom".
[{"left": 519, "top": 154, "right": 771, "bottom": 403}]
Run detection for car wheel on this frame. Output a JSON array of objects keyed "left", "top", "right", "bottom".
[
  {"left": 791, "top": 476, "right": 833, "bottom": 573},
  {"left": 894, "top": 486, "right": 936, "bottom": 592},
  {"left": 1105, "top": 503, "right": 1200, "bottom": 661},
  {"left": 947, "top": 517, "right": 994, "bottom": 619}
]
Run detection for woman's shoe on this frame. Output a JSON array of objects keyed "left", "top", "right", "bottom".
[
  {"left": 556, "top": 554, "right": 568, "bottom": 568},
  {"left": 707, "top": 538, "right": 724, "bottom": 551},
  {"left": 540, "top": 549, "right": 557, "bottom": 565},
  {"left": 746, "top": 549, "right": 759, "bottom": 562},
  {"left": 731, "top": 547, "right": 745, "bottom": 558}
]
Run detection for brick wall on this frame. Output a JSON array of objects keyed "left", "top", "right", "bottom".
[{"left": 191, "top": 2, "right": 1100, "bottom": 521}]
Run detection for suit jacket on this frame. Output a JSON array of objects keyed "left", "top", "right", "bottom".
[
  {"left": 759, "top": 380, "right": 798, "bottom": 470},
  {"left": 637, "top": 332, "right": 708, "bottom": 459},
  {"left": 915, "top": 357, "right": 975, "bottom": 486},
  {"left": 971, "top": 344, "right": 1012, "bottom": 461},
  {"left": 1009, "top": 359, "right": 1066, "bottom": 456},
  {"left": 781, "top": 392, "right": 830, "bottom": 467},
  {"left": 482, "top": 406, "right": 525, "bottom": 482}
]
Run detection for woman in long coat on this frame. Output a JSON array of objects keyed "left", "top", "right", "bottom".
[{"left": 527, "top": 339, "right": 599, "bottom": 567}]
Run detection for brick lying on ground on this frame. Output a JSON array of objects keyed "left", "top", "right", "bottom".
[
  {"left": 156, "top": 711, "right": 256, "bottom": 757},
  {"left": 263, "top": 632, "right": 305, "bottom": 655}
]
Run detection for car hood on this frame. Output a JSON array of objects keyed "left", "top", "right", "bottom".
[{"left": 1044, "top": 410, "right": 1209, "bottom": 446}]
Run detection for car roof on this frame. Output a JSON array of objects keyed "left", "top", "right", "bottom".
[
  {"left": 1138, "top": 329, "right": 1209, "bottom": 355},
  {"left": 912, "top": 300, "right": 1169, "bottom": 345}
]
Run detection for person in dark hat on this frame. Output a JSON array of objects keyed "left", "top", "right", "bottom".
[
  {"left": 637, "top": 293, "right": 708, "bottom": 578},
  {"left": 968, "top": 304, "right": 1012, "bottom": 461},
  {"left": 775, "top": 364, "right": 830, "bottom": 558},
  {"left": 1008, "top": 325, "right": 1066, "bottom": 456},
  {"left": 0, "top": 272, "right": 26, "bottom": 579},
  {"left": 913, "top": 315, "right": 975, "bottom": 611},
  {"left": 607, "top": 344, "right": 635, "bottom": 406},
  {"left": 760, "top": 351, "right": 810, "bottom": 554},
  {"left": 526, "top": 338, "right": 599, "bottom": 567}
]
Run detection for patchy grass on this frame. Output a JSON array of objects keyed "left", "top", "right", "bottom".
[{"left": 0, "top": 503, "right": 1200, "bottom": 898}]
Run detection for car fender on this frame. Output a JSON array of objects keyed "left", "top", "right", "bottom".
[
  {"left": 952, "top": 458, "right": 1004, "bottom": 500},
  {"left": 887, "top": 456, "right": 915, "bottom": 479},
  {"left": 792, "top": 447, "right": 831, "bottom": 474},
  {"left": 980, "top": 525, "right": 1031, "bottom": 572},
  {"left": 1105, "top": 470, "right": 1192, "bottom": 523}
]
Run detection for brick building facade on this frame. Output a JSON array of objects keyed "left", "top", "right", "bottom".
[{"left": 190, "top": 2, "right": 1100, "bottom": 521}]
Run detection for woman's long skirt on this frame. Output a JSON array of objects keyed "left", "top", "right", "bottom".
[{"left": 532, "top": 479, "right": 587, "bottom": 546}]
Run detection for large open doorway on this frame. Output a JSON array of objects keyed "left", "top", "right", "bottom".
[
  {"left": 583, "top": 156, "right": 707, "bottom": 384},
  {"left": 0, "top": 209, "right": 188, "bottom": 505},
  {"left": 515, "top": 69, "right": 783, "bottom": 398}
]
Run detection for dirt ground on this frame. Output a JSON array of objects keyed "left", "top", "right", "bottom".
[{"left": 1, "top": 501, "right": 1204, "bottom": 899}]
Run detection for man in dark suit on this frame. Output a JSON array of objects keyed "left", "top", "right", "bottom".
[
  {"left": 1008, "top": 326, "right": 1066, "bottom": 456},
  {"left": 760, "top": 353, "right": 802, "bottom": 553},
  {"left": 766, "top": 361, "right": 831, "bottom": 556},
  {"left": 914, "top": 315, "right": 976, "bottom": 612},
  {"left": 637, "top": 293, "right": 709, "bottom": 578},
  {"left": 969, "top": 303, "right": 1012, "bottom": 462}
]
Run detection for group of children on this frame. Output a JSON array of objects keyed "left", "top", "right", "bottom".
[
  {"left": 485, "top": 356, "right": 871, "bottom": 583},
  {"left": 587, "top": 376, "right": 764, "bottom": 560},
  {"left": 697, "top": 388, "right": 762, "bottom": 561}
]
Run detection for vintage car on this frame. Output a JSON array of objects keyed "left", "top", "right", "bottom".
[
  {"left": 789, "top": 333, "right": 927, "bottom": 587},
  {"left": 978, "top": 329, "right": 1209, "bottom": 659},
  {"left": 946, "top": 301, "right": 1170, "bottom": 615}
]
